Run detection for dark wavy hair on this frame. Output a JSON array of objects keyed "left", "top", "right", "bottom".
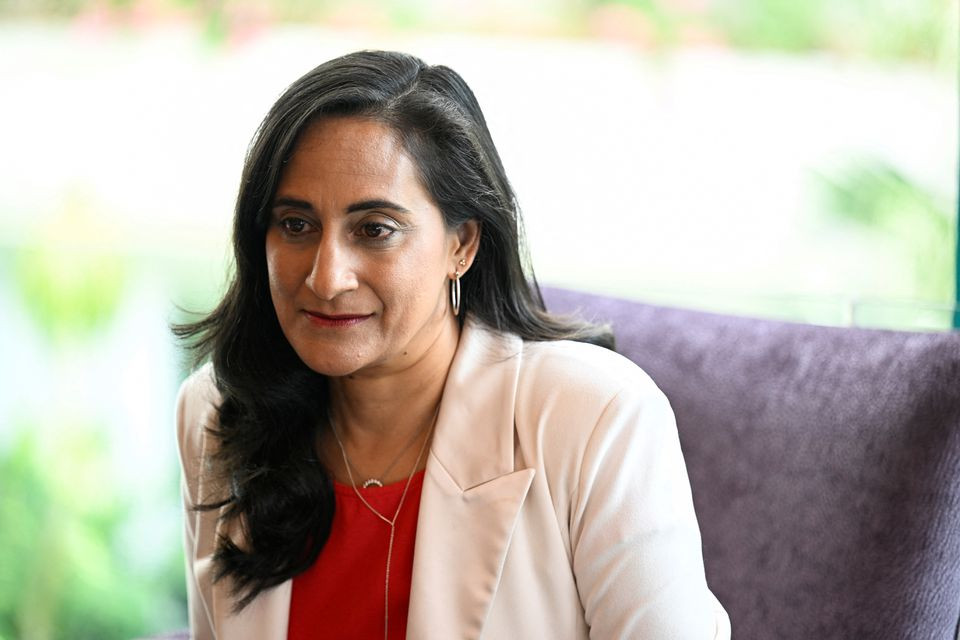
[{"left": 175, "top": 50, "right": 614, "bottom": 609}]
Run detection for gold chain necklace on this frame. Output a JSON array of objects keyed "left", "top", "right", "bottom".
[
  {"left": 330, "top": 407, "right": 437, "bottom": 640},
  {"left": 346, "top": 419, "right": 432, "bottom": 489}
]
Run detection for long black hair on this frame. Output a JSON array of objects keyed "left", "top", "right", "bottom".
[{"left": 175, "top": 50, "right": 614, "bottom": 609}]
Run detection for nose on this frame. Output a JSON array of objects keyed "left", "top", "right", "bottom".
[{"left": 305, "top": 239, "right": 359, "bottom": 301}]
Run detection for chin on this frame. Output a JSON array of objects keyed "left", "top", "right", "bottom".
[
  {"left": 297, "top": 354, "right": 368, "bottom": 378},
  {"left": 295, "top": 339, "right": 392, "bottom": 378},
  {"left": 281, "top": 329, "right": 374, "bottom": 378}
]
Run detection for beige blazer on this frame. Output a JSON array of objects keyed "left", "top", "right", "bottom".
[{"left": 177, "top": 319, "right": 731, "bottom": 639}]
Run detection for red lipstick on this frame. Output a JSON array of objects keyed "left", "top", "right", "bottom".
[{"left": 303, "top": 311, "right": 373, "bottom": 328}]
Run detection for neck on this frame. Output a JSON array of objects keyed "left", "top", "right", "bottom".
[{"left": 323, "top": 315, "right": 461, "bottom": 482}]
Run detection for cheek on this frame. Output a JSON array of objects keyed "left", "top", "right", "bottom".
[
  {"left": 265, "top": 243, "right": 299, "bottom": 308},
  {"left": 376, "top": 247, "right": 445, "bottom": 314},
  {"left": 399, "top": 248, "right": 449, "bottom": 307}
]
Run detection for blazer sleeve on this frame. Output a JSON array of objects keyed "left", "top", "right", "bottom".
[
  {"left": 175, "top": 366, "right": 219, "bottom": 640},
  {"left": 568, "top": 380, "right": 731, "bottom": 639}
]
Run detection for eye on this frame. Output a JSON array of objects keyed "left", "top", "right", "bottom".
[
  {"left": 278, "top": 217, "right": 313, "bottom": 235},
  {"left": 358, "top": 221, "right": 396, "bottom": 239}
]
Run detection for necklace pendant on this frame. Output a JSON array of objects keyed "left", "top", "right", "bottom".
[{"left": 362, "top": 478, "right": 384, "bottom": 489}]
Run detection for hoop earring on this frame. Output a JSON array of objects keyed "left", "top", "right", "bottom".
[{"left": 450, "top": 271, "right": 462, "bottom": 316}]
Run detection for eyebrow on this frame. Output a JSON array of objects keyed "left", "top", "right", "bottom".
[
  {"left": 347, "top": 199, "right": 412, "bottom": 215},
  {"left": 271, "top": 197, "right": 412, "bottom": 215}
]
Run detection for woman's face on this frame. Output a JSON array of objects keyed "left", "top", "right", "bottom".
[{"left": 265, "top": 116, "right": 474, "bottom": 379}]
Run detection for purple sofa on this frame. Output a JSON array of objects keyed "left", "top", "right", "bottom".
[{"left": 543, "top": 287, "right": 960, "bottom": 640}]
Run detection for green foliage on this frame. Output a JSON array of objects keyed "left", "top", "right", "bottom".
[
  {"left": 201, "top": 5, "right": 229, "bottom": 46},
  {"left": 13, "top": 246, "right": 126, "bottom": 344},
  {"left": 709, "top": 0, "right": 954, "bottom": 65},
  {"left": 816, "top": 159, "right": 955, "bottom": 304},
  {"left": 386, "top": 0, "right": 427, "bottom": 31},
  {"left": 711, "top": 0, "right": 825, "bottom": 52},
  {"left": 0, "top": 0, "right": 953, "bottom": 66},
  {"left": 11, "top": 200, "right": 127, "bottom": 345},
  {"left": 0, "top": 425, "right": 185, "bottom": 640},
  {"left": 0, "top": 0, "right": 85, "bottom": 19}
]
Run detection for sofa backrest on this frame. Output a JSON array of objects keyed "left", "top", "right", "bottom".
[{"left": 544, "top": 287, "right": 960, "bottom": 640}]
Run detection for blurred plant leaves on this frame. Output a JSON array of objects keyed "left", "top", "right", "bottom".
[
  {"left": 815, "top": 159, "right": 955, "bottom": 303},
  {"left": 0, "top": 0, "right": 954, "bottom": 67},
  {"left": 0, "top": 426, "right": 132, "bottom": 639},
  {"left": 707, "top": 0, "right": 954, "bottom": 66},
  {"left": 0, "top": 420, "right": 185, "bottom": 639},
  {"left": 11, "top": 195, "right": 127, "bottom": 345}
]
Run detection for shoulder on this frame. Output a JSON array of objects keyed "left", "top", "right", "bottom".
[
  {"left": 517, "top": 338, "right": 664, "bottom": 411},
  {"left": 175, "top": 363, "right": 220, "bottom": 441},
  {"left": 175, "top": 363, "right": 221, "bottom": 487},
  {"left": 513, "top": 338, "right": 676, "bottom": 470}
]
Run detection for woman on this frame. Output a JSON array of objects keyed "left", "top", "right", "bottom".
[{"left": 176, "top": 50, "right": 730, "bottom": 639}]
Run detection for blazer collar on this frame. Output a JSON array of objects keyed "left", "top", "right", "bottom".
[{"left": 430, "top": 318, "right": 525, "bottom": 489}]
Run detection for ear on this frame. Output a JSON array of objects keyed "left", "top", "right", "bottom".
[{"left": 449, "top": 220, "right": 481, "bottom": 274}]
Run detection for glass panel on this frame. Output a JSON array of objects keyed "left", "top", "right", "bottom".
[{"left": 621, "top": 288, "right": 959, "bottom": 332}]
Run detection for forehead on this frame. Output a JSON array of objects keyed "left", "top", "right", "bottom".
[
  {"left": 273, "top": 115, "right": 441, "bottom": 218},
  {"left": 281, "top": 116, "right": 412, "bottom": 183}
]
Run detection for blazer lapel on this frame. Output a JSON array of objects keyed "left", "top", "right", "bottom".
[{"left": 407, "top": 320, "right": 536, "bottom": 640}]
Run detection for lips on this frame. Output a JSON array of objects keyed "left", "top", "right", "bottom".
[{"left": 302, "top": 310, "right": 373, "bottom": 328}]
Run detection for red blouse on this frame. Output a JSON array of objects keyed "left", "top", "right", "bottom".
[{"left": 288, "top": 471, "right": 425, "bottom": 640}]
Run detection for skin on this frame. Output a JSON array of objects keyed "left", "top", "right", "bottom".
[{"left": 266, "top": 116, "right": 480, "bottom": 483}]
